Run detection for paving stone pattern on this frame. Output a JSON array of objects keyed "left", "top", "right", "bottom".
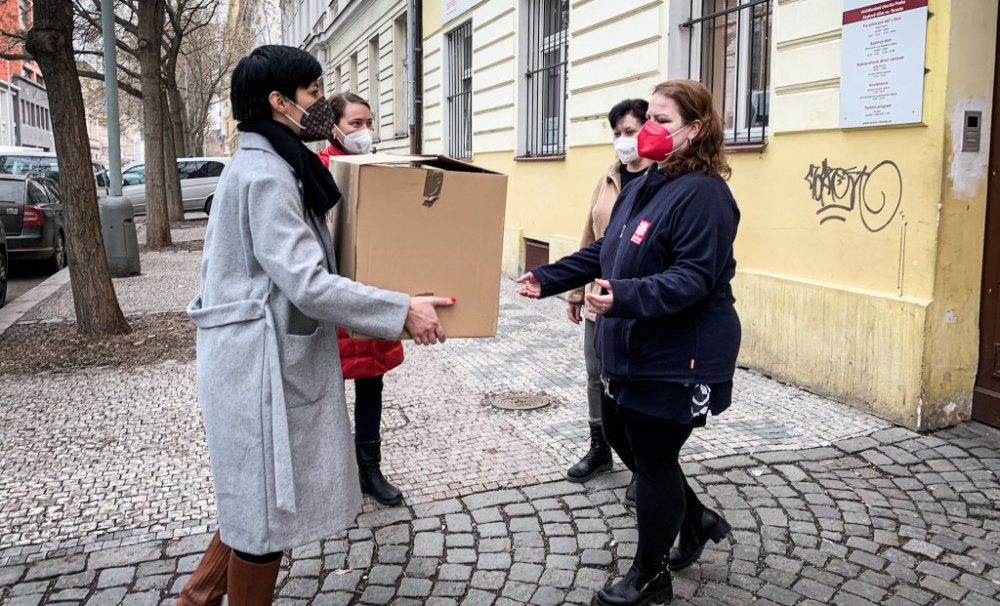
[
  {"left": 1, "top": 253, "right": 887, "bottom": 564},
  {"left": 4, "top": 221, "right": 997, "bottom": 603},
  {"left": 1, "top": 423, "right": 998, "bottom": 605}
]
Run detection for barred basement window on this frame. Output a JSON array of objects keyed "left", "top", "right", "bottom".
[
  {"left": 684, "top": 0, "right": 772, "bottom": 145},
  {"left": 446, "top": 21, "right": 473, "bottom": 160},
  {"left": 522, "top": 0, "right": 568, "bottom": 157}
]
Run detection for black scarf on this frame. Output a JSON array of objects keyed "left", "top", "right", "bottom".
[{"left": 238, "top": 120, "right": 340, "bottom": 219}]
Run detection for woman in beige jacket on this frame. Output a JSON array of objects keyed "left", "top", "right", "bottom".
[{"left": 565, "top": 99, "right": 652, "bottom": 504}]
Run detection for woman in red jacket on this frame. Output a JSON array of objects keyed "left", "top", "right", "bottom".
[{"left": 319, "top": 92, "right": 406, "bottom": 506}]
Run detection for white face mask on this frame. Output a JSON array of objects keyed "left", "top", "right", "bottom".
[
  {"left": 335, "top": 125, "right": 374, "bottom": 154},
  {"left": 613, "top": 136, "right": 639, "bottom": 165}
]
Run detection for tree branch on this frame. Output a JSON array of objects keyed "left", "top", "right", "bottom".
[
  {"left": 0, "top": 51, "right": 31, "bottom": 61},
  {"left": 79, "top": 68, "right": 144, "bottom": 98}
]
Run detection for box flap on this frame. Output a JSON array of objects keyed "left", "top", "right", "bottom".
[
  {"left": 329, "top": 153, "right": 424, "bottom": 166},
  {"left": 330, "top": 152, "right": 503, "bottom": 175}
]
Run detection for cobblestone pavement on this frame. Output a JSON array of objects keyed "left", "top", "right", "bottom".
[
  {"left": 1, "top": 423, "right": 998, "bottom": 606},
  {"left": 1, "top": 228, "right": 887, "bottom": 564},
  {"left": 2, "top": 222, "right": 999, "bottom": 604}
]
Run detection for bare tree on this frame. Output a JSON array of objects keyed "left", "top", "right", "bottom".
[
  {"left": 136, "top": 0, "right": 172, "bottom": 248},
  {"left": 74, "top": 0, "right": 223, "bottom": 225},
  {"left": 72, "top": 0, "right": 181, "bottom": 235},
  {"left": 0, "top": 0, "right": 130, "bottom": 335},
  {"left": 180, "top": 19, "right": 253, "bottom": 155},
  {"left": 163, "top": 0, "right": 218, "bottom": 157}
]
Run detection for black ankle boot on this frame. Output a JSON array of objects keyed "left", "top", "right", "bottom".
[
  {"left": 566, "top": 421, "right": 613, "bottom": 482},
  {"left": 596, "top": 562, "right": 673, "bottom": 606},
  {"left": 668, "top": 507, "right": 731, "bottom": 570},
  {"left": 356, "top": 441, "right": 403, "bottom": 506},
  {"left": 624, "top": 475, "right": 637, "bottom": 507}
]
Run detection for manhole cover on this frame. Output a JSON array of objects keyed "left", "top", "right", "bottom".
[{"left": 484, "top": 392, "right": 557, "bottom": 411}]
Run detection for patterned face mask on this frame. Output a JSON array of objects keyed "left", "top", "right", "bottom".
[{"left": 285, "top": 96, "right": 337, "bottom": 143}]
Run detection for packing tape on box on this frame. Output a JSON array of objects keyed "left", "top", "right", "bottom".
[{"left": 423, "top": 170, "right": 444, "bottom": 207}]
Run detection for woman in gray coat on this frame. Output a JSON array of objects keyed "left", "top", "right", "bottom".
[{"left": 177, "top": 45, "right": 453, "bottom": 606}]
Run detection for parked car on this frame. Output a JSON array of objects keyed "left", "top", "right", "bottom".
[
  {"left": 0, "top": 174, "right": 67, "bottom": 273},
  {"left": 0, "top": 219, "right": 7, "bottom": 308},
  {"left": 0, "top": 146, "right": 110, "bottom": 200},
  {"left": 121, "top": 157, "right": 228, "bottom": 215}
]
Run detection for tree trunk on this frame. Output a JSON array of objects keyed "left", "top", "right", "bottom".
[
  {"left": 165, "top": 76, "right": 190, "bottom": 158},
  {"left": 162, "top": 89, "right": 185, "bottom": 223},
  {"left": 24, "top": 0, "right": 130, "bottom": 336},
  {"left": 138, "top": 0, "right": 171, "bottom": 249},
  {"left": 192, "top": 129, "right": 205, "bottom": 156}
]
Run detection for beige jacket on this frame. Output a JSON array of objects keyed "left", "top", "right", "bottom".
[{"left": 568, "top": 159, "right": 651, "bottom": 321}]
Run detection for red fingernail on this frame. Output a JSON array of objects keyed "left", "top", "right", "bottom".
[{"left": 450, "top": 298, "right": 457, "bottom": 303}]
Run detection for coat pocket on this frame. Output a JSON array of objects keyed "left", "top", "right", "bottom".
[
  {"left": 281, "top": 326, "right": 334, "bottom": 408},
  {"left": 188, "top": 295, "right": 266, "bottom": 328}
]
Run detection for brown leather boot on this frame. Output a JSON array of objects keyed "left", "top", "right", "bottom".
[
  {"left": 226, "top": 552, "right": 281, "bottom": 606},
  {"left": 175, "top": 531, "right": 230, "bottom": 606}
]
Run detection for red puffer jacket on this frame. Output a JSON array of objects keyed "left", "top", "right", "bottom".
[
  {"left": 319, "top": 144, "right": 405, "bottom": 379},
  {"left": 317, "top": 143, "right": 343, "bottom": 168},
  {"left": 337, "top": 328, "right": 405, "bottom": 380}
]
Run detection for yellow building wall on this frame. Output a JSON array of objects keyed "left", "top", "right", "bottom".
[
  {"left": 423, "top": 0, "right": 999, "bottom": 429},
  {"left": 726, "top": 0, "right": 997, "bottom": 429},
  {"left": 919, "top": 1, "right": 997, "bottom": 427}
]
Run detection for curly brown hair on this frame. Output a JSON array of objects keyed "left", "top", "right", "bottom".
[{"left": 653, "top": 80, "right": 731, "bottom": 180}]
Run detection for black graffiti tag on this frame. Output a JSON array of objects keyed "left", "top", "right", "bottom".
[{"left": 804, "top": 159, "right": 902, "bottom": 233}]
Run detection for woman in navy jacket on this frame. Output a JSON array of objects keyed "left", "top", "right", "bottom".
[{"left": 517, "top": 80, "right": 740, "bottom": 606}]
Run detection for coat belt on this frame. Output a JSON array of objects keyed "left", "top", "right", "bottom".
[{"left": 264, "top": 304, "right": 297, "bottom": 514}]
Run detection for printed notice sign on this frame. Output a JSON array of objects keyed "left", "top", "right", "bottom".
[
  {"left": 839, "top": 0, "right": 929, "bottom": 128},
  {"left": 442, "top": 0, "right": 477, "bottom": 23}
]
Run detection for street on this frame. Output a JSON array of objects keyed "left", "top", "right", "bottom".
[
  {"left": 5, "top": 264, "right": 54, "bottom": 306},
  {"left": 0, "top": 222, "right": 998, "bottom": 605}
]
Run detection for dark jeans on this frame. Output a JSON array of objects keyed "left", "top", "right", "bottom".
[
  {"left": 601, "top": 396, "right": 705, "bottom": 570},
  {"left": 354, "top": 375, "right": 384, "bottom": 443}
]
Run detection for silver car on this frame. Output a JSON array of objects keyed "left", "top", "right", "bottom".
[{"left": 122, "top": 157, "right": 228, "bottom": 215}]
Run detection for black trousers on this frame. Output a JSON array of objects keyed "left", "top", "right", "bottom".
[
  {"left": 601, "top": 396, "right": 705, "bottom": 570},
  {"left": 354, "top": 375, "right": 384, "bottom": 443}
]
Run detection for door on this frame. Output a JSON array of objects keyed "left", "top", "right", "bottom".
[
  {"left": 974, "top": 16, "right": 1000, "bottom": 429},
  {"left": 0, "top": 180, "right": 23, "bottom": 236}
]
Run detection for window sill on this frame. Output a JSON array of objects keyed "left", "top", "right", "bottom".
[
  {"left": 725, "top": 142, "right": 767, "bottom": 154},
  {"left": 514, "top": 155, "right": 566, "bottom": 162}
]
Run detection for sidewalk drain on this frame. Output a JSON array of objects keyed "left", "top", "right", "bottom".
[{"left": 484, "top": 392, "right": 556, "bottom": 411}]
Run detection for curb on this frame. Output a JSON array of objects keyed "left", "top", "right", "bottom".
[{"left": 0, "top": 267, "right": 71, "bottom": 336}]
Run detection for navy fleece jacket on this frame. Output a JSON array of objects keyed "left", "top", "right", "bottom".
[{"left": 533, "top": 169, "right": 741, "bottom": 384}]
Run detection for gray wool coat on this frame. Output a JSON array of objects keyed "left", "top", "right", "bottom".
[{"left": 187, "top": 131, "right": 410, "bottom": 555}]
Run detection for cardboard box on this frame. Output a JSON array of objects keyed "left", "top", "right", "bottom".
[{"left": 328, "top": 153, "right": 508, "bottom": 339}]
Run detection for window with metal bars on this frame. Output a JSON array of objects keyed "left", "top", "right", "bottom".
[
  {"left": 521, "top": 0, "right": 569, "bottom": 157},
  {"left": 446, "top": 21, "right": 473, "bottom": 160},
  {"left": 683, "top": 0, "right": 771, "bottom": 145}
]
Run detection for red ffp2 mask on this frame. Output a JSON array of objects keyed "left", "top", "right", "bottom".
[{"left": 637, "top": 121, "right": 689, "bottom": 161}]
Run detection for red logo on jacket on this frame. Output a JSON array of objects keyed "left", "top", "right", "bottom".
[{"left": 630, "top": 220, "right": 651, "bottom": 245}]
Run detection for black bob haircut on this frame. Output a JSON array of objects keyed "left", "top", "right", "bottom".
[
  {"left": 231, "top": 45, "right": 323, "bottom": 123},
  {"left": 608, "top": 98, "right": 649, "bottom": 130}
]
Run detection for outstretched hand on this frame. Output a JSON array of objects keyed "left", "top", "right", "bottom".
[
  {"left": 515, "top": 272, "right": 541, "bottom": 298},
  {"left": 584, "top": 279, "right": 613, "bottom": 314}
]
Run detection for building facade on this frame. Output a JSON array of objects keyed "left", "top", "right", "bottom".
[
  {"left": 282, "top": 0, "right": 413, "bottom": 153},
  {"left": 13, "top": 69, "right": 52, "bottom": 151},
  {"left": 419, "top": 0, "right": 1000, "bottom": 431},
  {"left": 0, "top": 0, "right": 51, "bottom": 150}
]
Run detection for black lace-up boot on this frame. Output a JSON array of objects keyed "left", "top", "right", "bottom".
[{"left": 566, "top": 421, "right": 613, "bottom": 482}]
